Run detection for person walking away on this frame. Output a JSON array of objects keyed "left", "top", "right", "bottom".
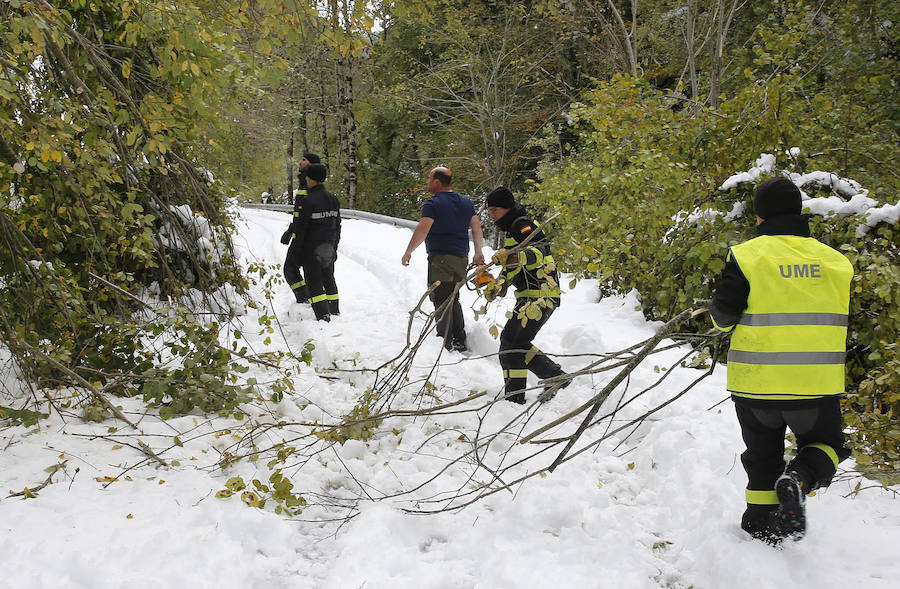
[
  {"left": 483, "top": 187, "right": 569, "bottom": 404},
  {"left": 295, "top": 163, "right": 341, "bottom": 321},
  {"left": 710, "top": 177, "right": 854, "bottom": 544},
  {"left": 401, "top": 166, "right": 484, "bottom": 351},
  {"left": 281, "top": 153, "right": 321, "bottom": 303}
]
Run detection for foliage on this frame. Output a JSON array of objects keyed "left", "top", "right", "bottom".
[
  {"left": 840, "top": 228, "right": 900, "bottom": 476},
  {"left": 528, "top": 1, "right": 900, "bottom": 473},
  {"left": 314, "top": 391, "right": 381, "bottom": 444},
  {"left": 216, "top": 471, "right": 308, "bottom": 516},
  {"left": 0, "top": 405, "right": 48, "bottom": 427},
  {"left": 0, "top": 1, "right": 254, "bottom": 418}
]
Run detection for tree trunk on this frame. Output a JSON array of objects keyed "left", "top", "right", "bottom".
[
  {"left": 685, "top": 0, "right": 699, "bottom": 101},
  {"left": 606, "top": 0, "right": 638, "bottom": 74},
  {"left": 709, "top": 0, "right": 741, "bottom": 110},
  {"left": 337, "top": 53, "right": 359, "bottom": 209},
  {"left": 286, "top": 126, "right": 294, "bottom": 200}
]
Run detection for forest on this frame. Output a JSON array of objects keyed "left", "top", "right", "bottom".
[{"left": 1, "top": 0, "right": 898, "bottom": 477}]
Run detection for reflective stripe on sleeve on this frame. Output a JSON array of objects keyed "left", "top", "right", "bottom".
[{"left": 515, "top": 288, "right": 561, "bottom": 299}]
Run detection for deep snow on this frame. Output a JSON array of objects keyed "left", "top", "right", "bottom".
[{"left": 1, "top": 206, "right": 897, "bottom": 589}]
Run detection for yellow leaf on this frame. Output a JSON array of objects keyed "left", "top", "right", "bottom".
[{"left": 111, "top": 444, "right": 123, "bottom": 450}]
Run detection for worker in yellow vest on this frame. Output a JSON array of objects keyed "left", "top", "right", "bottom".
[{"left": 710, "top": 177, "right": 854, "bottom": 545}]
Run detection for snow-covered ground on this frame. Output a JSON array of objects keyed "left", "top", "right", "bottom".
[{"left": 1, "top": 207, "right": 897, "bottom": 589}]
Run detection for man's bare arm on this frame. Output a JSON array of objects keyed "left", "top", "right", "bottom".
[{"left": 402, "top": 217, "right": 434, "bottom": 266}]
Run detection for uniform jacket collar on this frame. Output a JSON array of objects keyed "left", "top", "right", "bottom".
[
  {"left": 494, "top": 204, "right": 527, "bottom": 232},
  {"left": 756, "top": 214, "right": 810, "bottom": 237}
]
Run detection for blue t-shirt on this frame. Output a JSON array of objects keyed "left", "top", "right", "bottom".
[{"left": 421, "top": 191, "right": 475, "bottom": 257}]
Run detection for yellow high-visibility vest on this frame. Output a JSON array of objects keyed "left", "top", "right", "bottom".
[{"left": 727, "top": 235, "right": 853, "bottom": 401}]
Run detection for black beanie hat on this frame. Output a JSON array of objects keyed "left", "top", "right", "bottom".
[
  {"left": 306, "top": 163, "right": 327, "bottom": 182},
  {"left": 753, "top": 177, "right": 802, "bottom": 220},
  {"left": 486, "top": 186, "right": 516, "bottom": 209},
  {"left": 302, "top": 153, "right": 321, "bottom": 164}
]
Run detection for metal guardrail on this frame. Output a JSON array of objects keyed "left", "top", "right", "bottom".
[{"left": 242, "top": 203, "right": 419, "bottom": 230}]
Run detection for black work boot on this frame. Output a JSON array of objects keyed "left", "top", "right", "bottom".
[
  {"left": 504, "top": 390, "right": 526, "bottom": 404},
  {"left": 444, "top": 337, "right": 467, "bottom": 353},
  {"left": 774, "top": 471, "right": 807, "bottom": 540},
  {"left": 741, "top": 504, "right": 781, "bottom": 546},
  {"left": 538, "top": 372, "right": 571, "bottom": 403}
]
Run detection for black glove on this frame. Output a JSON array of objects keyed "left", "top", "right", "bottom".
[{"left": 280, "top": 230, "right": 292, "bottom": 245}]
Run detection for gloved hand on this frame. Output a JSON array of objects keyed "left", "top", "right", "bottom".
[
  {"left": 484, "top": 278, "right": 507, "bottom": 302},
  {"left": 470, "top": 266, "right": 494, "bottom": 288},
  {"left": 491, "top": 249, "right": 519, "bottom": 267},
  {"left": 280, "top": 230, "right": 292, "bottom": 245}
]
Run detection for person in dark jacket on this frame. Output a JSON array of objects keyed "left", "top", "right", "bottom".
[
  {"left": 710, "top": 177, "right": 854, "bottom": 545},
  {"left": 281, "top": 153, "right": 321, "bottom": 303},
  {"left": 484, "top": 187, "right": 569, "bottom": 404},
  {"left": 294, "top": 163, "right": 341, "bottom": 321}
]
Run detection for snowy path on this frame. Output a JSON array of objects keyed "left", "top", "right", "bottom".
[{"left": 0, "top": 207, "right": 897, "bottom": 589}]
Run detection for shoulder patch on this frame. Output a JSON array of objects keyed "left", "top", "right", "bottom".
[{"left": 520, "top": 225, "right": 532, "bottom": 234}]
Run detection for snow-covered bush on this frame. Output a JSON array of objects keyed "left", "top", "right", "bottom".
[{"left": 529, "top": 76, "right": 898, "bottom": 475}]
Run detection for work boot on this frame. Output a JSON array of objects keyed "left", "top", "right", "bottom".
[
  {"left": 774, "top": 471, "right": 807, "bottom": 540},
  {"left": 741, "top": 504, "right": 781, "bottom": 546},
  {"left": 538, "top": 372, "right": 571, "bottom": 403},
  {"left": 445, "top": 337, "right": 467, "bottom": 353},
  {"left": 504, "top": 390, "right": 526, "bottom": 405}
]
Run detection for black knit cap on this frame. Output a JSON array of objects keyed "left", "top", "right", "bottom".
[
  {"left": 486, "top": 186, "right": 516, "bottom": 209},
  {"left": 306, "top": 163, "right": 327, "bottom": 182},
  {"left": 302, "top": 153, "right": 321, "bottom": 164},
  {"left": 753, "top": 177, "right": 802, "bottom": 219}
]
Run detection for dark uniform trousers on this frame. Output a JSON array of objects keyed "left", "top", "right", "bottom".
[
  {"left": 302, "top": 241, "right": 338, "bottom": 320},
  {"left": 284, "top": 239, "right": 308, "bottom": 303},
  {"left": 735, "top": 396, "right": 849, "bottom": 529},
  {"left": 427, "top": 254, "right": 467, "bottom": 348},
  {"left": 499, "top": 299, "right": 563, "bottom": 404}
]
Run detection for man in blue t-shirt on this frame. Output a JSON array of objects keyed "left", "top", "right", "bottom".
[{"left": 402, "top": 166, "right": 485, "bottom": 351}]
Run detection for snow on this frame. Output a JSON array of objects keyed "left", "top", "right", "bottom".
[
  {"left": 718, "top": 153, "right": 777, "bottom": 191},
  {"left": 858, "top": 201, "right": 900, "bottom": 236},
  {"left": 707, "top": 152, "right": 898, "bottom": 237},
  {"left": 1, "top": 207, "right": 898, "bottom": 588}
]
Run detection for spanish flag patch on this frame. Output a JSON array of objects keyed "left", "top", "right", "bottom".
[{"left": 520, "top": 225, "right": 532, "bottom": 234}]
